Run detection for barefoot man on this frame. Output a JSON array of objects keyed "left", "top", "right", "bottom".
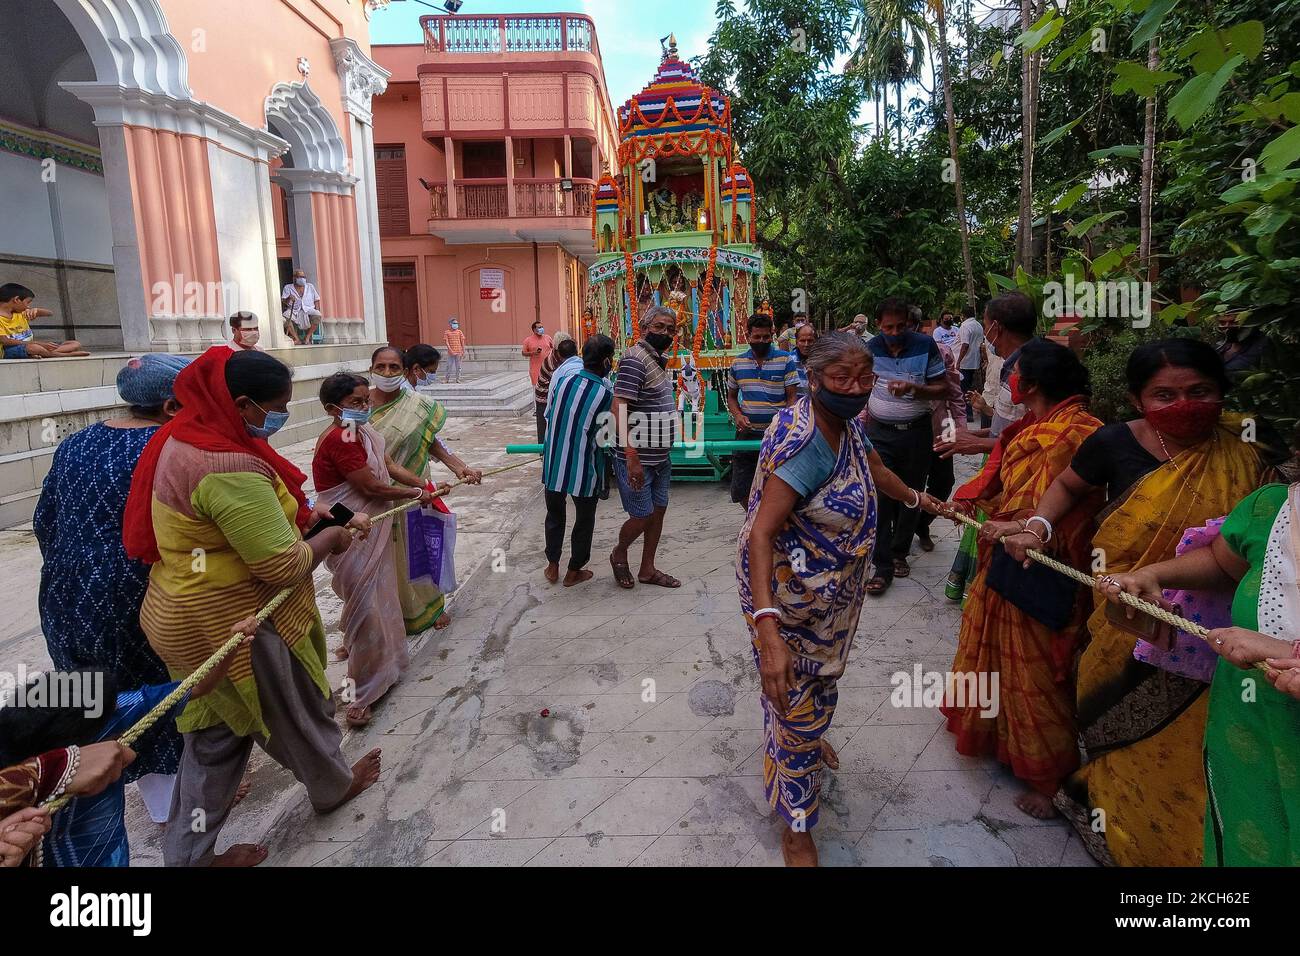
[{"left": 609, "top": 306, "right": 680, "bottom": 590}]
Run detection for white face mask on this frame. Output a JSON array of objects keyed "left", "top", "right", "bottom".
[
  {"left": 370, "top": 372, "right": 405, "bottom": 392},
  {"left": 237, "top": 329, "right": 260, "bottom": 346}
]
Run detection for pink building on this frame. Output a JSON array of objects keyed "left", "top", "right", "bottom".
[
  {"left": 1, "top": 0, "right": 392, "bottom": 351},
  {"left": 371, "top": 13, "right": 618, "bottom": 348}
]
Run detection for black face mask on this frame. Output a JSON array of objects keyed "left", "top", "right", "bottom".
[
  {"left": 815, "top": 385, "right": 870, "bottom": 420},
  {"left": 645, "top": 332, "right": 673, "bottom": 353},
  {"left": 751, "top": 341, "right": 771, "bottom": 358}
]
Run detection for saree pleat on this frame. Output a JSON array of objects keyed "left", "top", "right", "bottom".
[
  {"left": 1059, "top": 417, "right": 1266, "bottom": 866},
  {"left": 369, "top": 391, "right": 450, "bottom": 635}
]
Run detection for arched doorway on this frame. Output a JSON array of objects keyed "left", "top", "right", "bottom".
[{"left": 266, "top": 81, "right": 365, "bottom": 345}]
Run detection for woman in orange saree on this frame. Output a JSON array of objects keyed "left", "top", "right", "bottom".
[
  {"left": 999, "top": 339, "right": 1269, "bottom": 865},
  {"left": 941, "top": 340, "right": 1103, "bottom": 818}
]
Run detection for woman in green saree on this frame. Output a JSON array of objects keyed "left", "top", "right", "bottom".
[{"left": 368, "top": 346, "right": 482, "bottom": 633}]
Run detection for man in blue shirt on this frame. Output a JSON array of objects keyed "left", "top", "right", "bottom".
[
  {"left": 726, "top": 313, "right": 798, "bottom": 504},
  {"left": 865, "top": 297, "right": 949, "bottom": 593}
]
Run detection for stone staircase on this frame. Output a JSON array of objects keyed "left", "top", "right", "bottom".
[{"left": 422, "top": 370, "right": 534, "bottom": 418}]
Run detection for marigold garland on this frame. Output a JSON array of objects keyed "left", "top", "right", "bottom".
[
  {"left": 624, "top": 248, "right": 638, "bottom": 340},
  {"left": 692, "top": 243, "right": 719, "bottom": 363}
]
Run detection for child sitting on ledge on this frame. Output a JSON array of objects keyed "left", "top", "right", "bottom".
[{"left": 0, "top": 283, "right": 88, "bottom": 359}]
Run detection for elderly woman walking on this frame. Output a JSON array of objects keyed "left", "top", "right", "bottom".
[
  {"left": 738, "top": 331, "right": 941, "bottom": 867},
  {"left": 35, "top": 353, "right": 190, "bottom": 826}
]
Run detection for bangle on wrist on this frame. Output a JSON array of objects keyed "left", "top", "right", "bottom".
[
  {"left": 1026, "top": 515, "right": 1053, "bottom": 542},
  {"left": 906, "top": 489, "right": 921, "bottom": 509},
  {"left": 752, "top": 607, "right": 780, "bottom": 625}
]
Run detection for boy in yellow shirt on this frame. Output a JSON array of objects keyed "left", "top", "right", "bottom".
[{"left": 0, "top": 283, "right": 87, "bottom": 359}]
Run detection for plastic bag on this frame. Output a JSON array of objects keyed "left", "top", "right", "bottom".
[{"left": 405, "top": 499, "right": 457, "bottom": 593}]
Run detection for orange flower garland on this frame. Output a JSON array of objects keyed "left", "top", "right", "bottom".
[
  {"left": 692, "top": 243, "right": 719, "bottom": 364},
  {"left": 624, "top": 248, "right": 638, "bottom": 346}
]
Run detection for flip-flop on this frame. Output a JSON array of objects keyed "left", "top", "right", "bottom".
[
  {"left": 610, "top": 555, "right": 635, "bottom": 589},
  {"left": 638, "top": 570, "right": 680, "bottom": 588},
  {"left": 893, "top": 558, "right": 911, "bottom": 578},
  {"left": 866, "top": 576, "right": 891, "bottom": 595}
]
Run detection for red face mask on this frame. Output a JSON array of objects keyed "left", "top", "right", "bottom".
[
  {"left": 1145, "top": 399, "right": 1222, "bottom": 443},
  {"left": 1008, "top": 371, "right": 1028, "bottom": 405}
]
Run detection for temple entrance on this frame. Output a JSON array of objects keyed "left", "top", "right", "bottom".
[{"left": 0, "top": 0, "right": 119, "bottom": 348}]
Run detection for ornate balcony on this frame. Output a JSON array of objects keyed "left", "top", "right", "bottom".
[
  {"left": 421, "top": 14, "right": 598, "bottom": 57},
  {"left": 429, "top": 178, "right": 595, "bottom": 221}
]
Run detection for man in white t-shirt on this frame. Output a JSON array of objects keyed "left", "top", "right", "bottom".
[
  {"left": 281, "top": 268, "right": 323, "bottom": 345},
  {"left": 932, "top": 311, "right": 959, "bottom": 352},
  {"left": 955, "top": 308, "right": 985, "bottom": 422}
]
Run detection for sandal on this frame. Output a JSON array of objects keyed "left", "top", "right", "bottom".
[
  {"left": 610, "top": 555, "right": 635, "bottom": 589},
  {"left": 638, "top": 570, "right": 681, "bottom": 589},
  {"left": 866, "top": 575, "right": 891, "bottom": 595},
  {"left": 893, "top": 558, "right": 911, "bottom": 578}
]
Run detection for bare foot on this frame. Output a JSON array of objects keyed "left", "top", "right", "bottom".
[
  {"left": 334, "top": 645, "right": 350, "bottom": 661},
  {"left": 544, "top": 562, "right": 560, "bottom": 583},
  {"left": 232, "top": 777, "right": 252, "bottom": 805},
  {"left": 319, "top": 748, "right": 382, "bottom": 813},
  {"left": 212, "top": 844, "right": 267, "bottom": 867},
  {"left": 433, "top": 613, "right": 451, "bottom": 631},
  {"left": 563, "top": 569, "right": 594, "bottom": 587},
  {"left": 1015, "top": 790, "right": 1058, "bottom": 820},
  {"left": 345, "top": 704, "right": 373, "bottom": 728},
  {"left": 781, "top": 828, "right": 818, "bottom": 867},
  {"left": 821, "top": 739, "right": 840, "bottom": 771}
]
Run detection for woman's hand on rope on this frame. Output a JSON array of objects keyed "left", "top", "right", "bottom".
[
  {"left": 67, "top": 741, "right": 135, "bottom": 798},
  {"left": 1207, "top": 627, "right": 1293, "bottom": 671},
  {"left": 1001, "top": 532, "right": 1042, "bottom": 567},
  {"left": 0, "top": 807, "right": 50, "bottom": 867},
  {"left": 917, "top": 492, "right": 945, "bottom": 515},
  {"left": 456, "top": 466, "right": 483, "bottom": 485},
  {"left": 430, "top": 482, "right": 453, "bottom": 501},
  {"left": 346, "top": 512, "right": 373, "bottom": 540},
  {"left": 754, "top": 621, "right": 796, "bottom": 718},
  {"left": 191, "top": 624, "right": 257, "bottom": 698},
  {"left": 1263, "top": 658, "right": 1300, "bottom": 699},
  {"left": 978, "top": 519, "right": 1023, "bottom": 545},
  {"left": 1099, "top": 569, "right": 1164, "bottom": 620}
]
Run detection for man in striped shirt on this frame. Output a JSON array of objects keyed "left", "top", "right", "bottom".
[
  {"left": 542, "top": 334, "right": 615, "bottom": 586},
  {"left": 726, "top": 313, "right": 798, "bottom": 504}
]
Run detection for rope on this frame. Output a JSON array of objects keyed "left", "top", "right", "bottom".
[
  {"left": 941, "top": 508, "right": 1272, "bottom": 674},
  {"left": 39, "top": 456, "right": 544, "bottom": 816}
]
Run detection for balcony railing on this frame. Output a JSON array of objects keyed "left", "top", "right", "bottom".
[
  {"left": 422, "top": 14, "right": 598, "bottom": 57},
  {"left": 429, "top": 178, "right": 596, "bottom": 221}
]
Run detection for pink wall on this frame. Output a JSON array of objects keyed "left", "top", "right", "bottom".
[
  {"left": 159, "top": 0, "right": 371, "bottom": 141},
  {"left": 372, "top": 81, "right": 447, "bottom": 237}
]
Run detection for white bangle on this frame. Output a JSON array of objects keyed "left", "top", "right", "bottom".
[
  {"left": 753, "top": 607, "right": 780, "bottom": 624},
  {"left": 907, "top": 489, "right": 921, "bottom": 509},
  {"left": 1026, "top": 515, "right": 1053, "bottom": 542}
]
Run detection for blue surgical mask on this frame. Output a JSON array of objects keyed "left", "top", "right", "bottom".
[
  {"left": 450, "top": 322, "right": 459, "bottom": 330},
  {"left": 340, "top": 407, "right": 371, "bottom": 425},
  {"left": 814, "top": 386, "right": 870, "bottom": 420},
  {"left": 883, "top": 332, "right": 908, "bottom": 348},
  {"left": 246, "top": 402, "right": 289, "bottom": 439},
  {"left": 417, "top": 370, "right": 436, "bottom": 386}
]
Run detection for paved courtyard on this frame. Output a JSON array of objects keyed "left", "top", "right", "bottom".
[{"left": 2, "top": 416, "right": 1097, "bottom": 866}]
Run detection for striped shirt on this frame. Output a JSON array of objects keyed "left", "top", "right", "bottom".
[
  {"left": 866, "top": 331, "right": 946, "bottom": 423},
  {"left": 544, "top": 369, "right": 613, "bottom": 497},
  {"left": 443, "top": 328, "right": 466, "bottom": 356},
  {"left": 612, "top": 340, "right": 677, "bottom": 465},
  {"left": 726, "top": 347, "right": 798, "bottom": 427}
]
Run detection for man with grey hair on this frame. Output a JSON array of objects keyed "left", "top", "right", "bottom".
[{"left": 609, "top": 304, "right": 680, "bottom": 590}]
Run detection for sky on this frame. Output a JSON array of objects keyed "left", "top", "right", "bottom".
[{"left": 370, "top": 0, "right": 721, "bottom": 105}]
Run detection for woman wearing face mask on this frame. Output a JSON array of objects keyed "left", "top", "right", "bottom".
[
  {"left": 368, "top": 346, "right": 481, "bottom": 633},
  {"left": 312, "top": 373, "right": 445, "bottom": 726},
  {"left": 737, "top": 332, "right": 942, "bottom": 867},
  {"left": 938, "top": 340, "right": 1103, "bottom": 821},
  {"left": 35, "top": 353, "right": 191, "bottom": 829},
  {"left": 123, "top": 347, "right": 382, "bottom": 867},
  {"left": 998, "top": 338, "right": 1269, "bottom": 866}
]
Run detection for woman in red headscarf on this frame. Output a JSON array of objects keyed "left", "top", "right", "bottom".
[{"left": 123, "top": 346, "right": 381, "bottom": 867}]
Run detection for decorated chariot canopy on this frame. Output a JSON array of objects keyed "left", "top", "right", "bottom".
[{"left": 586, "top": 33, "right": 765, "bottom": 372}]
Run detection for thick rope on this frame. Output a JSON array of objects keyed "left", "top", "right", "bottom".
[
  {"left": 40, "top": 457, "right": 544, "bottom": 815},
  {"left": 941, "top": 508, "right": 1271, "bottom": 673}
]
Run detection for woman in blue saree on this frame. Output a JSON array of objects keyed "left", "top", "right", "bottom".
[{"left": 738, "top": 332, "right": 942, "bottom": 866}]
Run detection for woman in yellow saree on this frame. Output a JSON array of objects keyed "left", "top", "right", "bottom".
[
  {"left": 941, "top": 341, "right": 1103, "bottom": 818},
  {"left": 367, "top": 346, "right": 482, "bottom": 633},
  {"left": 999, "top": 339, "right": 1268, "bottom": 865}
]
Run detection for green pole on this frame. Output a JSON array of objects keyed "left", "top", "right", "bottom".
[{"left": 504, "top": 440, "right": 761, "bottom": 455}]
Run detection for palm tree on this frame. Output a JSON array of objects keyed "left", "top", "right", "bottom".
[{"left": 848, "top": 0, "right": 933, "bottom": 151}]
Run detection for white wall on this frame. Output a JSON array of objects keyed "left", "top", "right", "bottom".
[
  {"left": 207, "top": 142, "right": 277, "bottom": 336},
  {"left": 0, "top": 150, "right": 112, "bottom": 265}
]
